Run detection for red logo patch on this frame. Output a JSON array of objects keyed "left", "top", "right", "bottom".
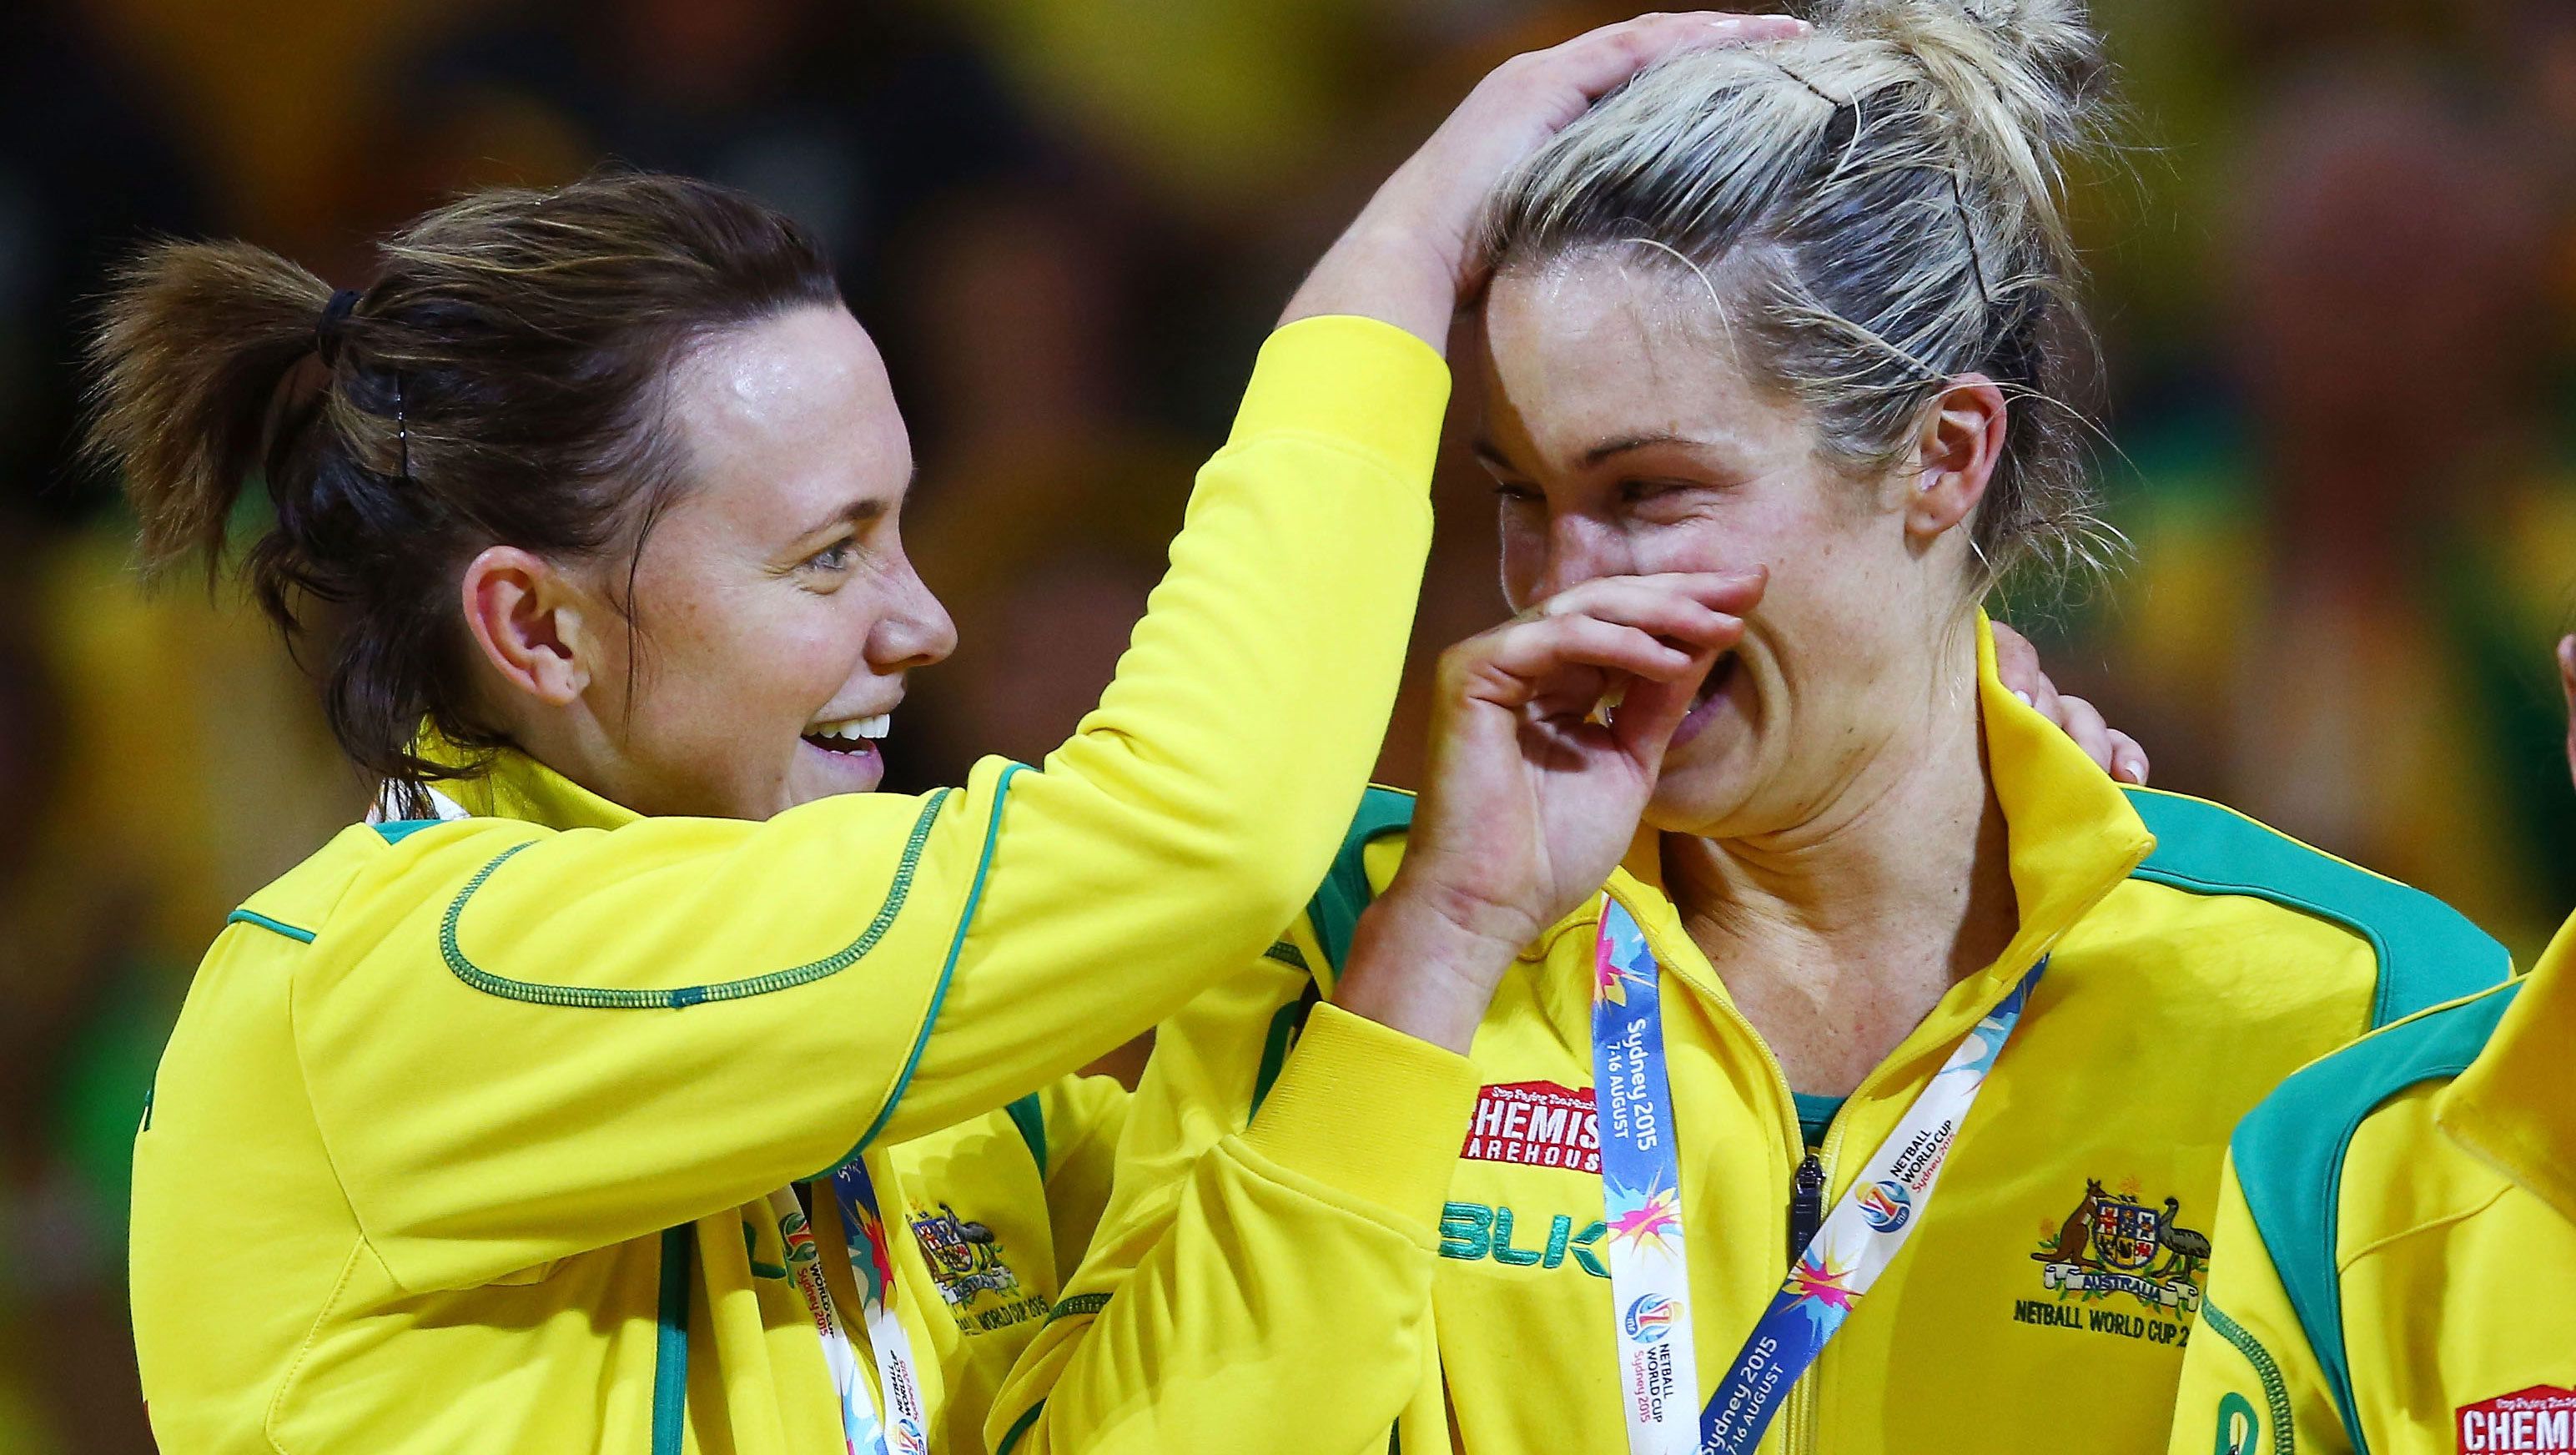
[
  {"left": 1461, "top": 1080, "right": 1600, "bottom": 1173},
  {"left": 2459, "top": 1385, "right": 2576, "bottom": 1453}
]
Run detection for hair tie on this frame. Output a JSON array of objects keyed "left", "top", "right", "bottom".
[
  {"left": 1948, "top": 170, "right": 1995, "bottom": 310},
  {"left": 314, "top": 288, "right": 362, "bottom": 367},
  {"left": 1774, "top": 60, "right": 1844, "bottom": 108}
]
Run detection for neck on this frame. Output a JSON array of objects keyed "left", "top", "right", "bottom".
[{"left": 1660, "top": 627, "right": 2019, "bottom": 1094}]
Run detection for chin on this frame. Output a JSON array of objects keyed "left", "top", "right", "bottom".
[{"left": 1643, "top": 749, "right": 1763, "bottom": 839}]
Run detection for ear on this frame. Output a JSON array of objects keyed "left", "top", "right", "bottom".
[
  {"left": 460, "top": 546, "right": 596, "bottom": 707},
  {"left": 1904, "top": 374, "right": 2008, "bottom": 544}
]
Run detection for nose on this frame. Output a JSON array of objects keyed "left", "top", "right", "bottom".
[
  {"left": 870, "top": 545, "right": 958, "bottom": 673},
  {"left": 1514, "top": 511, "right": 1636, "bottom": 610}
]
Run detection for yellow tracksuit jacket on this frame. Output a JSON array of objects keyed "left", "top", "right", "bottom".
[
  {"left": 2167, "top": 916, "right": 2576, "bottom": 1455},
  {"left": 992, "top": 620, "right": 2511, "bottom": 1455},
  {"left": 128, "top": 315, "right": 1446, "bottom": 1455}
]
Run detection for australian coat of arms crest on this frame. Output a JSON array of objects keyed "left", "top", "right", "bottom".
[
  {"left": 906, "top": 1201, "right": 1023, "bottom": 1308},
  {"left": 2030, "top": 1178, "right": 2208, "bottom": 1312}
]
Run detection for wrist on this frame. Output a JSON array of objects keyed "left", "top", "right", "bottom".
[
  {"left": 1331, "top": 889, "right": 1527, "bottom": 1055},
  {"left": 1280, "top": 219, "right": 1467, "bottom": 355}
]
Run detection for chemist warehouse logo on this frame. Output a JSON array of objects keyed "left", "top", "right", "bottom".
[
  {"left": 1460, "top": 1080, "right": 1601, "bottom": 1173},
  {"left": 2459, "top": 1386, "right": 2576, "bottom": 1453}
]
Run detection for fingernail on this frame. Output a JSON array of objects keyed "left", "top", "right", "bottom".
[
  {"left": 2116, "top": 758, "right": 2141, "bottom": 783},
  {"left": 2013, "top": 690, "right": 2033, "bottom": 707}
]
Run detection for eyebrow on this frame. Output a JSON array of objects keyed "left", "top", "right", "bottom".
[
  {"left": 1471, "top": 431, "right": 1712, "bottom": 473},
  {"left": 1578, "top": 431, "right": 1703, "bottom": 466},
  {"left": 797, "top": 495, "right": 890, "bottom": 542}
]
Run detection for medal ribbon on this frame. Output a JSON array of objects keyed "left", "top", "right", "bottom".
[{"left": 1588, "top": 894, "right": 2043, "bottom": 1455}]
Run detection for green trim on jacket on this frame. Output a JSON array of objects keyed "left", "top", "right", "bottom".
[{"left": 2231, "top": 979, "right": 2523, "bottom": 1455}]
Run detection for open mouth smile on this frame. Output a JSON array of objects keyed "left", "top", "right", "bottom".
[{"left": 802, "top": 714, "right": 889, "bottom": 755}]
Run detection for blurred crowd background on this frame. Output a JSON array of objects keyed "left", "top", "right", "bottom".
[{"left": 3, "top": 0, "right": 2573, "bottom": 1445}]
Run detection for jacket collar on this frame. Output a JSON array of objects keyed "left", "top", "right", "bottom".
[
  {"left": 412, "top": 735, "right": 641, "bottom": 834},
  {"left": 2439, "top": 913, "right": 2576, "bottom": 1224},
  {"left": 1607, "top": 612, "right": 2156, "bottom": 1004}
]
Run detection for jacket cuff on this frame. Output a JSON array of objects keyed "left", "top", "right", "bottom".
[
  {"left": 1224, "top": 316, "right": 1452, "bottom": 488},
  {"left": 1243, "top": 1003, "right": 1479, "bottom": 1219}
]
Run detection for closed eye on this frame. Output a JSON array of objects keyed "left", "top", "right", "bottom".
[{"left": 1619, "top": 479, "right": 1695, "bottom": 504}]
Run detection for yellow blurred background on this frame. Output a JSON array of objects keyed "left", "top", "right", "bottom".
[{"left": 2, "top": 0, "right": 2572, "bottom": 1445}]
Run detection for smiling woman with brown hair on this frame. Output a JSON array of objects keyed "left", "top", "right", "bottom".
[{"left": 90, "top": 16, "right": 1823, "bottom": 1452}]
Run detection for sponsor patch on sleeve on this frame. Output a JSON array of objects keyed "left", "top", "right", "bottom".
[
  {"left": 1461, "top": 1080, "right": 1600, "bottom": 1174},
  {"left": 2459, "top": 1385, "right": 2576, "bottom": 1453}
]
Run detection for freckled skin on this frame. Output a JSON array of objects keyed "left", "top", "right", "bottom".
[
  {"left": 1474, "top": 260, "right": 1980, "bottom": 845},
  {"left": 556, "top": 305, "right": 958, "bottom": 820}
]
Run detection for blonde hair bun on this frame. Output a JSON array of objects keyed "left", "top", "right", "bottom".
[{"left": 1819, "top": 0, "right": 2110, "bottom": 254}]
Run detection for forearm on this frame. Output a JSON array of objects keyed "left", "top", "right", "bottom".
[{"left": 871, "top": 316, "right": 1446, "bottom": 1143}]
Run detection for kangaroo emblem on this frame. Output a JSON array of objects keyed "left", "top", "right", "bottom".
[{"left": 2033, "top": 1178, "right": 2104, "bottom": 1263}]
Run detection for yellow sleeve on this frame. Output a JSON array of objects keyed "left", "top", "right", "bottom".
[
  {"left": 2169, "top": 1156, "right": 2350, "bottom": 1455},
  {"left": 294, "top": 316, "right": 1446, "bottom": 1292},
  {"left": 988, "top": 975, "right": 1477, "bottom": 1455},
  {"left": 1035, "top": 1073, "right": 1132, "bottom": 1280}
]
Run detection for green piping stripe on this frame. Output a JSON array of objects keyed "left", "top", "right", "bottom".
[
  {"left": 2231, "top": 980, "right": 2520, "bottom": 1455},
  {"left": 440, "top": 788, "right": 953, "bottom": 1009},
  {"left": 1045, "top": 1292, "right": 1109, "bottom": 1325},
  {"left": 2122, "top": 788, "right": 2507, "bottom": 1028},
  {"left": 848, "top": 763, "right": 1025, "bottom": 1157},
  {"left": 1005, "top": 1092, "right": 1047, "bottom": 1176},
  {"left": 1306, "top": 787, "right": 1416, "bottom": 984},
  {"left": 2201, "top": 1301, "right": 2294, "bottom": 1454},
  {"left": 652, "top": 1225, "right": 692, "bottom": 1455},
  {"left": 225, "top": 909, "right": 317, "bottom": 944},
  {"left": 994, "top": 1399, "right": 1045, "bottom": 1455},
  {"left": 1250, "top": 981, "right": 1321, "bottom": 1118}
]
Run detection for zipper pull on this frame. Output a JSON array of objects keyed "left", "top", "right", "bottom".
[{"left": 1788, "top": 1152, "right": 1825, "bottom": 1271}]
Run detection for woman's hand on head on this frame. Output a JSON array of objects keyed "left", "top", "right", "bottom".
[
  {"left": 1990, "top": 622, "right": 2150, "bottom": 786},
  {"left": 1336, "top": 570, "right": 1764, "bottom": 1051},
  {"left": 1281, "top": 11, "right": 1808, "bottom": 352}
]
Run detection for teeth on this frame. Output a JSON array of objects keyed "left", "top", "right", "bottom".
[{"left": 808, "top": 714, "right": 892, "bottom": 743}]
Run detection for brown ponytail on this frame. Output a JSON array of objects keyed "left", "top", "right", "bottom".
[
  {"left": 83, "top": 172, "right": 842, "bottom": 812},
  {"left": 88, "top": 240, "right": 335, "bottom": 573}
]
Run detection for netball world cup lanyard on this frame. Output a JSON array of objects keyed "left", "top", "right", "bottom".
[
  {"left": 1589, "top": 894, "right": 2042, "bottom": 1455},
  {"left": 767, "top": 1162, "right": 932, "bottom": 1455}
]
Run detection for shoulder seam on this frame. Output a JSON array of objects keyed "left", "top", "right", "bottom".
[
  {"left": 846, "top": 766, "right": 1024, "bottom": 1160},
  {"left": 439, "top": 788, "right": 954, "bottom": 1011},
  {"left": 2121, "top": 786, "right": 2507, "bottom": 1029},
  {"left": 226, "top": 908, "right": 318, "bottom": 944},
  {"left": 2337, "top": 1176, "right": 2514, "bottom": 1271}
]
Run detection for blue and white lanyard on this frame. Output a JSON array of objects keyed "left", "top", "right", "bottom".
[{"left": 1588, "top": 893, "right": 2041, "bottom": 1455}]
